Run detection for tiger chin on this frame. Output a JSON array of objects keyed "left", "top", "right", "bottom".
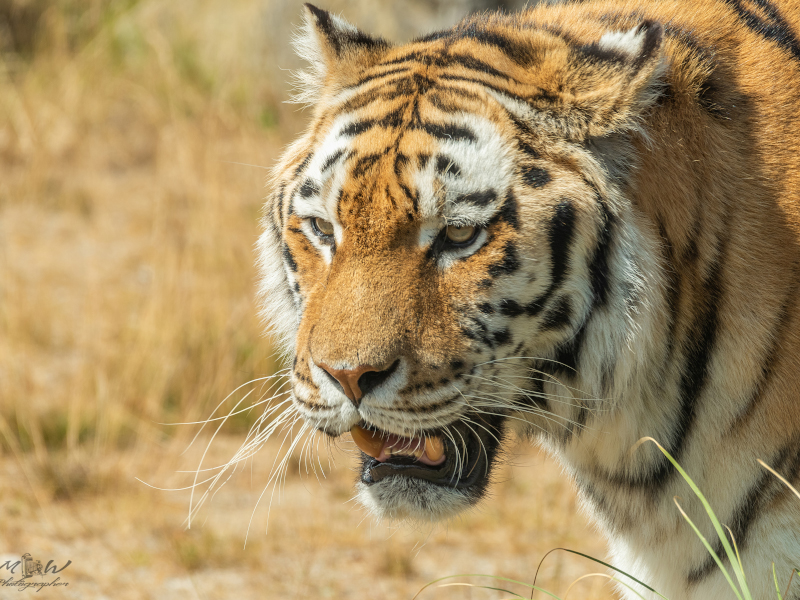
[{"left": 256, "top": 2, "right": 800, "bottom": 599}]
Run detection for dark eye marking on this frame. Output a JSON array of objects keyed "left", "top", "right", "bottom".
[
  {"left": 417, "top": 153, "right": 431, "bottom": 169},
  {"left": 299, "top": 179, "right": 320, "bottom": 198},
  {"left": 455, "top": 190, "right": 497, "bottom": 207},
  {"left": 435, "top": 154, "right": 462, "bottom": 177},
  {"left": 522, "top": 166, "right": 551, "bottom": 188},
  {"left": 487, "top": 241, "right": 520, "bottom": 278}
]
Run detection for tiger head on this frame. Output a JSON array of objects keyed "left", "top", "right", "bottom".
[{"left": 258, "top": 4, "right": 666, "bottom": 521}]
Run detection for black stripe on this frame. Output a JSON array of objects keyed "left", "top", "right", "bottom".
[
  {"left": 454, "top": 190, "right": 497, "bottom": 207},
  {"left": 417, "top": 121, "right": 476, "bottom": 142},
  {"left": 415, "top": 25, "right": 533, "bottom": 66},
  {"left": 492, "top": 328, "right": 512, "bottom": 346},
  {"left": 478, "top": 302, "right": 494, "bottom": 315},
  {"left": 275, "top": 183, "right": 286, "bottom": 230},
  {"left": 553, "top": 321, "right": 587, "bottom": 378},
  {"left": 499, "top": 298, "right": 525, "bottom": 317},
  {"left": 487, "top": 241, "right": 521, "bottom": 278},
  {"left": 727, "top": 286, "right": 795, "bottom": 431},
  {"left": 432, "top": 86, "right": 484, "bottom": 103},
  {"left": 688, "top": 437, "right": 800, "bottom": 584},
  {"left": 448, "top": 53, "right": 514, "bottom": 81},
  {"left": 588, "top": 199, "right": 615, "bottom": 309},
  {"left": 293, "top": 153, "right": 312, "bottom": 177},
  {"left": 352, "top": 153, "right": 382, "bottom": 178},
  {"left": 438, "top": 74, "right": 527, "bottom": 102},
  {"left": 380, "top": 107, "right": 405, "bottom": 129},
  {"left": 398, "top": 182, "right": 419, "bottom": 213},
  {"left": 282, "top": 243, "right": 298, "bottom": 272},
  {"left": 341, "top": 119, "right": 376, "bottom": 137},
  {"left": 615, "top": 243, "right": 726, "bottom": 492},
  {"left": 725, "top": 0, "right": 800, "bottom": 61},
  {"left": 495, "top": 191, "right": 520, "bottom": 230},
  {"left": 524, "top": 200, "right": 576, "bottom": 316},
  {"left": 540, "top": 296, "right": 573, "bottom": 331},
  {"left": 298, "top": 178, "right": 320, "bottom": 198},
  {"left": 304, "top": 4, "right": 388, "bottom": 57},
  {"left": 394, "top": 153, "right": 410, "bottom": 178},
  {"left": 435, "top": 155, "right": 462, "bottom": 177},
  {"left": 348, "top": 66, "right": 411, "bottom": 88},
  {"left": 522, "top": 166, "right": 550, "bottom": 188},
  {"left": 321, "top": 149, "right": 344, "bottom": 173}
]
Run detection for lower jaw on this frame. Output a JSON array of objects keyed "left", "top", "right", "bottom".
[
  {"left": 360, "top": 442, "right": 488, "bottom": 489},
  {"left": 356, "top": 472, "right": 476, "bottom": 522}
]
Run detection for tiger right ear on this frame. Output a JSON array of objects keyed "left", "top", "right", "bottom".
[{"left": 291, "top": 4, "right": 390, "bottom": 106}]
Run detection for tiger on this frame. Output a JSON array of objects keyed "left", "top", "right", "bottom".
[{"left": 255, "top": 1, "right": 800, "bottom": 598}]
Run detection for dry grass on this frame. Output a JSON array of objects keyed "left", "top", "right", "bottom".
[{"left": 0, "top": 1, "right": 615, "bottom": 598}]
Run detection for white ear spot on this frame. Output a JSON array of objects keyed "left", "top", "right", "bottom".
[{"left": 598, "top": 25, "right": 650, "bottom": 59}]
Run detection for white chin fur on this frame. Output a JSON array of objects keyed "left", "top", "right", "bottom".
[{"left": 356, "top": 476, "right": 472, "bottom": 522}]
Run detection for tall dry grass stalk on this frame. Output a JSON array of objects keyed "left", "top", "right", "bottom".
[{"left": 0, "top": 0, "right": 294, "bottom": 496}]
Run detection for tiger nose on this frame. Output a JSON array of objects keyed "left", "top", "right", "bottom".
[{"left": 316, "top": 361, "right": 399, "bottom": 408}]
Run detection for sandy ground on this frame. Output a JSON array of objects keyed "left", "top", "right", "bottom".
[{"left": 0, "top": 434, "right": 617, "bottom": 600}]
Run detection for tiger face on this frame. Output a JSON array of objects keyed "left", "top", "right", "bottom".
[
  {"left": 259, "top": 2, "right": 800, "bottom": 597},
  {"left": 259, "top": 4, "right": 666, "bottom": 520}
]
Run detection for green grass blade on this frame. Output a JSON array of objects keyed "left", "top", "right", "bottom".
[
  {"left": 725, "top": 524, "right": 746, "bottom": 583},
  {"left": 533, "top": 548, "right": 669, "bottom": 600},
  {"left": 641, "top": 438, "right": 751, "bottom": 600},
  {"left": 773, "top": 563, "right": 784, "bottom": 600},
  {"left": 673, "top": 497, "right": 742, "bottom": 600}
]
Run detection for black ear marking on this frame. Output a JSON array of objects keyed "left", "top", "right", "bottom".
[
  {"left": 634, "top": 20, "right": 663, "bottom": 67},
  {"left": 303, "top": 3, "right": 389, "bottom": 57},
  {"left": 579, "top": 19, "right": 663, "bottom": 67}
]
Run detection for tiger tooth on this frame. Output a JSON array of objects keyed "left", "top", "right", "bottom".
[
  {"left": 386, "top": 445, "right": 423, "bottom": 459},
  {"left": 350, "top": 425, "right": 385, "bottom": 458},
  {"left": 425, "top": 436, "right": 445, "bottom": 462}
]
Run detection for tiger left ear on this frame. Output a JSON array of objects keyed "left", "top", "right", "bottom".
[
  {"left": 563, "top": 21, "right": 665, "bottom": 140},
  {"left": 291, "top": 4, "right": 390, "bottom": 106},
  {"left": 506, "top": 21, "right": 665, "bottom": 142}
]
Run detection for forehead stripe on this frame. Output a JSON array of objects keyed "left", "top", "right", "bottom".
[
  {"left": 454, "top": 190, "right": 498, "bottom": 207},
  {"left": 321, "top": 149, "right": 345, "bottom": 173},
  {"left": 414, "top": 121, "right": 476, "bottom": 142},
  {"left": 299, "top": 179, "right": 320, "bottom": 198}
]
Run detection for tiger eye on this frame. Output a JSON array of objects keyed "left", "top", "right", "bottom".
[
  {"left": 445, "top": 225, "right": 476, "bottom": 244},
  {"left": 312, "top": 217, "right": 334, "bottom": 237}
]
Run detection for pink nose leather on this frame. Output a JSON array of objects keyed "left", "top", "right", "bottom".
[{"left": 316, "top": 363, "right": 380, "bottom": 408}]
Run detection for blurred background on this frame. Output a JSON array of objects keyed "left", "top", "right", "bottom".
[{"left": 0, "top": 1, "right": 614, "bottom": 598}]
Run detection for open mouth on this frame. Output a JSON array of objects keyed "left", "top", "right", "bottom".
[{"left": 351, "top": 422, "right": 490, "bottom": 489}]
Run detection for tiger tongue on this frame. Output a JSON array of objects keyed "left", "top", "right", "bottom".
[{"left": 350, "top": 426, "right": 446, "bottom": 466}]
